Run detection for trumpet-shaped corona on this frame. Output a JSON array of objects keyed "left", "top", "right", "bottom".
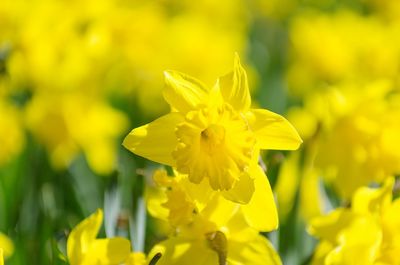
[{"left": 173, "top": 104, "right": 255, "bottom": 190}]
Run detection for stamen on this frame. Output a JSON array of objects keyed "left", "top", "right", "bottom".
[{"left": 206, "top": 231, "right": 228, "bottom": 265}]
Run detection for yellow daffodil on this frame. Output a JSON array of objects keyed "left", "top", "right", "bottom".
[
  {"left": 67, "top": 209, "right": 131, "bottom": 265},
  {"left": 145, "top": 169, "right": 282, "bottom": 265},
  {"left": 124, "top": 55, "right": 301, "bottom": 202},
  {"left": 315, "top": 85, "right": 400, "bottom": 197},
  {"left": 149, "top": 231, "right": 282, "bottom": 265},
  {"left": 147, "top": 166, "right": 278, "bottom": 232},
  {"left": 286, "top": 83, "right": 400, "bottom": 198},
  {"left": 309, "top": 177, "right": 400, "bottom": 265},
  {"left": 25, "top": 92, "right": 128, "bottom": 175}
]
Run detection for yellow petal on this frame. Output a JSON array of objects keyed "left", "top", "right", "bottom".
[
  {"left": 275, "top": 153, "right": 300, "bottom": 221},
  {"left": 381, "top": 198, "right": 400, "bottom": 249},
  {"left": 241, "top": 165, "right": 278, "bottom": 232},
  {"left": 308, "top": 209, "right": 353, "bottom": 244},
  {"left": 218, "top": 53, "right": 251, "bottom": 111},
  {"left": 221, "top": 170, "right": 255, "bottom": 204},
  {"left": 311, "top": 241, "right": 334, "bottom": 265},
  {"left": 247, "top": 109, "right": 302, "bottom": 150},
  {"left": 0, "top": 233, "right": 14, "bottom": 258},
  {"left": 201, "top": 194, "right": 238, "bottom": 228},
  {"left": 325, "top": 216, "right": 381, "bottom": 265},
  {"left": 352, "top": 177, "right": 394, "bottom": 215},
  {"left": 163, "top": 71, "right": 210, "bottom": 113},
  {"left": 148, "top": 238, "right": 219, "bottom": 265},
  {"left": 0, "top": 248, "right": 3, "bottom": 265},
  {"left": 67, "top": 209, "right": 103, "bottom": 265},
  {"left": 123, "top": 113, "right": 184, "bottom": 166},
  {"left": 82, "top": 238, "right": 131, "bottom": 265},
  {"left": 228, "top": 235, "right": 282, "bottom": 265},
  {"left": 226, "top": 211, "right": 258, "bottom": 243},
  {"left": 125, "top": 252, "right": 147, "bottom": 265},
  {"left": 300, "top": 165, "right": 323, "bottom": 221},
  {"left": 145, "top": 185, "right": 169, "bottom": 221}
]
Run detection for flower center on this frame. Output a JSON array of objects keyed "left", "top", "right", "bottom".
[
  {"left": 173, "top": 105, "right": 255, "bottom": 190},
  {"left": 201, "top": 124, "right": 226, "bottom": 155}
]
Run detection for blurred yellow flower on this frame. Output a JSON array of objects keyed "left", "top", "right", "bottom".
[
  {"left": 124, "top": 55, "right": 301, "bottom": 202},
  {"left": 145, "top": 169, "right": 281, "bottom": 265},
  {"left": 0, "top": 233, "right": 13, "bottom": 259},
  {"left": 275, "top": 141, "right": 324, "bottom": 223},
  {"left": 0, "top": 100, "right": 25, "bottom": 166},
  {"left": 25, "top": 92, "right": 128, "bottom": 175},
  {"left": 309, "top": 177, "right": 400, "bottom": 265},
  {"left": 67, "top": 209, "right": 131, "bottom": 265},
  {"left": 287, "top": 11, "right": 400, "bottom": 97},
  {"left": 315, "top": 85, "right": 400, "bottom": 197},
  {"left": 287, "top": 83, "right": 400, "bottom": 198},
  {"left": 1, "top": 0, "right": 251, "bottom": 116},
  {"left": 0, "top": 248, "right": 3, "bottom": 265}
]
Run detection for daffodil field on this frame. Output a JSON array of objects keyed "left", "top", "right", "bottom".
[{"left": 1, "top": 0, "right": 400, "bottom": 264}]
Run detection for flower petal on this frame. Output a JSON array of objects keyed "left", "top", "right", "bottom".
[
  {"left": 145, "top": 184, "right": 169, "bottom": 221},
  {"left": 67, "top": 209, "right": 103, "bottom": 265},
  {"left": 218, "top": 53, "right": 251, "bottom": 111},
  {"left": 125, "top": 252, "right": 147, "bottom": 265},
  {"left": 148, "top": 237, "right": 219, "bottom": 265},
  {"left": 201, "top": 194, "right": 237, "bottom": 228},
  {"left": 123, "top": 113, "right": 184, "bottom": 166},
  {"left": 221, "top": 170, "right": 255, "bottom": 204},
  {"left": 308, "top": 209, "right": 353, "bottom": 244},
  {"left": 247, "top": 109, "right": 302, "bottom": 150},
  {"left": 84, "top": 238, "right": 131, "bottom": 265},
  {"left": 325, "top": 216, "right": 382, "bottom": 265},
  {"left": 241, "top": 165, "right": 279, "bottom": 232},
  {"left": 352, "top": 177, "right": 394, "bottom": 215},
  {"left": 228, "top": 235, "right": 282, "bottom": 265},
  {"left": 163, "top": 71, "right": 210, "bottom": 113},
  {"left": 275, "top": 152, "right": 300, "bottom": 221}
]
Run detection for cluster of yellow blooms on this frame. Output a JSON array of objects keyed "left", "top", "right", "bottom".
[
  {"left": 310, "top": 177, "right": 400, "bottom": 265},
  {"left": 63, "top": 55, "right": 302, "bottom": 265},
  {"left": 275, "top": 1, "right": 400, "bottom": 219},
  {"left": 0, "top": 0, "right": 249, "bottom": 174},
  {"left": 2, "top": 0, "right": 400, "bottom": 264},
  {"left": 272, "top": 2, "right": 400, "bottom": 264}
]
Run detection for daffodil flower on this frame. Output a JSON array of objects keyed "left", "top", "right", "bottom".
[
  {"left": 309, "top": 177, "right": 400, "bottom": 265},
  {"left": 124, "top": 54, "right": 301, "bottom": 202},
  {"left": 147, "top": 163, "right": 279, "bottom": 231},
  {"left": 67, "top": 209, "right": 131, "bottom": 265},
  {"left": 145, "top": 169, "right": 282, "bottom": 265}
]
